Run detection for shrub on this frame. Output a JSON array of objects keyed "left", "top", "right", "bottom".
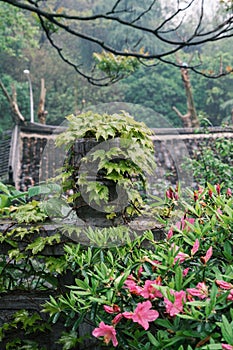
[
  {"left": 55, "top": 111, "right": 156, "bottom": 222},
  {"left": 184, "top": 137, "right": 233, "bottom": 191},
  {"left": 43, "top": 183, "right": 233, "bottom": 349}
]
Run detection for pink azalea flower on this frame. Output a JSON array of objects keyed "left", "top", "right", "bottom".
[
  {"left": 103, "top": 304, "right": 121, "bottom": 314},
  {"left": 216, "top": 280, "right": 233, "bottom": 290},
  {"left": 140, "top": 277, "right": 162, "bottom": 299},
  {"left": 167, "top": 228, "right": 173, "bottom": 240},
  {"left": 222, "top": 344, "right": 233, "bottom": 350},
  {"left": 176, "top": 217, "right": 195, "bottom": 231},
  {"left": 183, "top": 268, "right": 190, "bottom": 277},
  {"left": 166, "top": 186, "right": 179, "bottom": 200},
  {"left": 124, "top": 276, "right": 143, "bottom": 295},
  {"left": 174, "top": 252, "right": 189, "bottom": 264},
  {"left": 123, "top": 300, "right": 159, "bottom": 330},
  {"left": 112, "top": 313, "right": 123, "bottom": 325},
  {"left": 92, "top": 322, "right": 118, "bottom": 347},
  {"left": 227, "top": 290, "right": 233, "bottom": 301},
  {"left": 191, "top": 239, "right": 199, "bottom": 256},
  {"left": 187, "top": 282, "right": 208, "bottom": 299},
  {"left": 201, "top": 246, "right": 213, "bottom": 264},
  {"left": 185, "top": 217, "right": 195, "bottom": 229},
  {"left": 143, "top": 257, "right": 161, "bottom": 271},
  {"left": 164, "top": 290, "right": 186, "bottom": 317}
]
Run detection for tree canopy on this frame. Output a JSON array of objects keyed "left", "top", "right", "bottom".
[
  {"left": 2, "top": 0, "right": 233, "bottom": 84},
  {"left": 1, "top": 0, "right": 233, "bottom": 130}
]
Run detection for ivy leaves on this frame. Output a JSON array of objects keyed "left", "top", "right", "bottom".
[
  {"left": 56, "top": 111, "right": 154, "bottom": 146},
  {"left": 56, "top": 111, "right": 156, "bottom": 217}
]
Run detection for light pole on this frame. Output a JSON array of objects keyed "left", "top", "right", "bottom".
[{"left": 23, "top": 69, "right": 34, "bottom": 123}]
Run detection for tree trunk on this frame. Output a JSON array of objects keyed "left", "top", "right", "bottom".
[
  {"left": 173, "top": 57, "right": 200, "bottom": 128},
  {"left": 37, "top": 78, "right": 47, "bottom": 124},
  {"left": 0, "top": 80, "right": 25, "bottom": 124}
]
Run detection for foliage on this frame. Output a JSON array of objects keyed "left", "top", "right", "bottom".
[
  {"left": 56, "top": 111, "right": 156, "bottom": 218},
  {"left": 0, "top": 74, "right": 30, "bottom": 131},
  {"left": 1, "top": 0, "right": 233, "bottom": 85},
  {"left": 0, "top": 2, "right": 38, "bottom": 57},
  {"left": 0, "top": 222, "right": 65, "bottom": 293},
  {"left": 0, "top": 182, "right": 68, "bottom": 292},
  {"left": 1, "top": 176, "right": 233, "bottom": 349},
  {"left": 0, "top": 182, "right": 62, "bottom": 221},
  {"left": 0, "top": 181, "right": 25, "bottom": 209},
  {"left": 43, "top": 184, "right": 233, "bottom": 349},
  {"left": 1, "top": 1, "right": 233, "bottom": 131},
  {"left": 183, "top": 137, "right": 233, "bottom": 191},
  {"left": 120, "top": 64, "right": 186, "bottom": 127},
  {"left": 0, "top": 309, "right": 50, "bottom": 350},
  {"left": 93, "top": 50, "right": 142, "bottom": 81},
  {"left": 0, "top": 183, "right": 69, "bottom": 348}
]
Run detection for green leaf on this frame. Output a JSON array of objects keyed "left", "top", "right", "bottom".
[
  {"left": 175, "top": 266, "right": 183, "bottom": 291},
  {"left": 164, "top": 335, "right": 188, "bottom": 348},
  {"left": 0, "top": 182, "right": 10, "bottom": 195},
  {"left": 147, "top": 331, "right": 160, "bottom": 346},
  {"left": 220, "top": 315, "right": 233, "bottom": 344},
  {"left": 114, "top": 271, "right": 130, "bottom": 290},
  {"left": 26, "top": 237, "right": 46, "bottom": 254},
  {"left": 201, "top": 345, "right": 223, "bottom": 350},
  {"left": 88, "top": 296, "right": 107, "bottom": 303},
  {"left": 154, "top": 318, "right": 173, "bottom": 328},
  {"left": 74, "top": 279, "right": 90, "bottom": 290},
  {"left": 177, "top": 314, "right": 196, "bottom": 320},
  {"left": 0, "top": 194, "right": 10, "bottom": 208}
]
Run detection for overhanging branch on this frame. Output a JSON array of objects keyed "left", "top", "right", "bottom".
[{"left": 2, "top": 0, "right": 233, "bottom": 85}]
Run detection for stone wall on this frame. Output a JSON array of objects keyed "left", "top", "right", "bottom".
[
  {"left": 2, "top": 123, "right": 233, "bottom": 190},
  {"left": 150, "top": 127, "right": 233, "bottom": 193}
]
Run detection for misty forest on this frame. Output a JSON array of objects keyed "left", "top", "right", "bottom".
[{"left": 1, "top": 0, "right": 233, "bottom": 130}]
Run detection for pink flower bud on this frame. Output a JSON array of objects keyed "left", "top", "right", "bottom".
[
  {"left": 191, "top": 239, "right": 199, "bottom": 256},
  {"left": 194, "top": 191, "right": 199, "bottom": 202},
  {"left": 167, "top": 228, "right": 173, "bottom": 240},
  {"left": 216, "top": 280, "right": 233, "bottom": 290},
  {"left": 201, "top": 246, "right": 213, "bottom": 264},
  {"left": 216, "top": 183, "right": 221, "bottom": 195}
]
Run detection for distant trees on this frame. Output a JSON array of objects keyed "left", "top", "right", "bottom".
[
  {"left": 1, "top": 1, "right": 233, "bottom": 130},
  {"left": 2, "top": 0, "right": 233, "bottom": 85}
]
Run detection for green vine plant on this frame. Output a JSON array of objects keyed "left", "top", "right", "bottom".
[
  {"left": 55, "top": 110, "right": 156, "bottom": 225},
  {"left": 0, "top": 182, "right": 71, "bottom": 348},
  {"left": 0, "top": 309, "right": 51, "bottom": 350}
]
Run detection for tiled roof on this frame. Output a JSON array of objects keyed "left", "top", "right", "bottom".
[
  {"left": 0, "top": 130, "right": 12, "bottom": 183},
  {"left": 17, "top": 123, "right": 64, "bottom": 190}
]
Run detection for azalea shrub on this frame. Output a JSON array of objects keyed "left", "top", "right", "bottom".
[
  {"left": 44, "top": 183, "right": 233, "bottom": 350},
  {"left": 183, "top": 137, "right": 233, "bottom": 191}
]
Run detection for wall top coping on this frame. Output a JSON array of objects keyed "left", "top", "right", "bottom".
[
  {"left": 18, "top": 122, "right": 233, "bottom": 136},
  {"left": 151, "top": 126, "right": 233, "bottom": 135}
]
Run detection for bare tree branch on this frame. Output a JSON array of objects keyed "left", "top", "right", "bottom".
[
  {"left": 2, "top": 0, "right": 233, "bottom": 85},
  {"left": 0, "top": 80, "right": 25, "bottom": 123}
]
